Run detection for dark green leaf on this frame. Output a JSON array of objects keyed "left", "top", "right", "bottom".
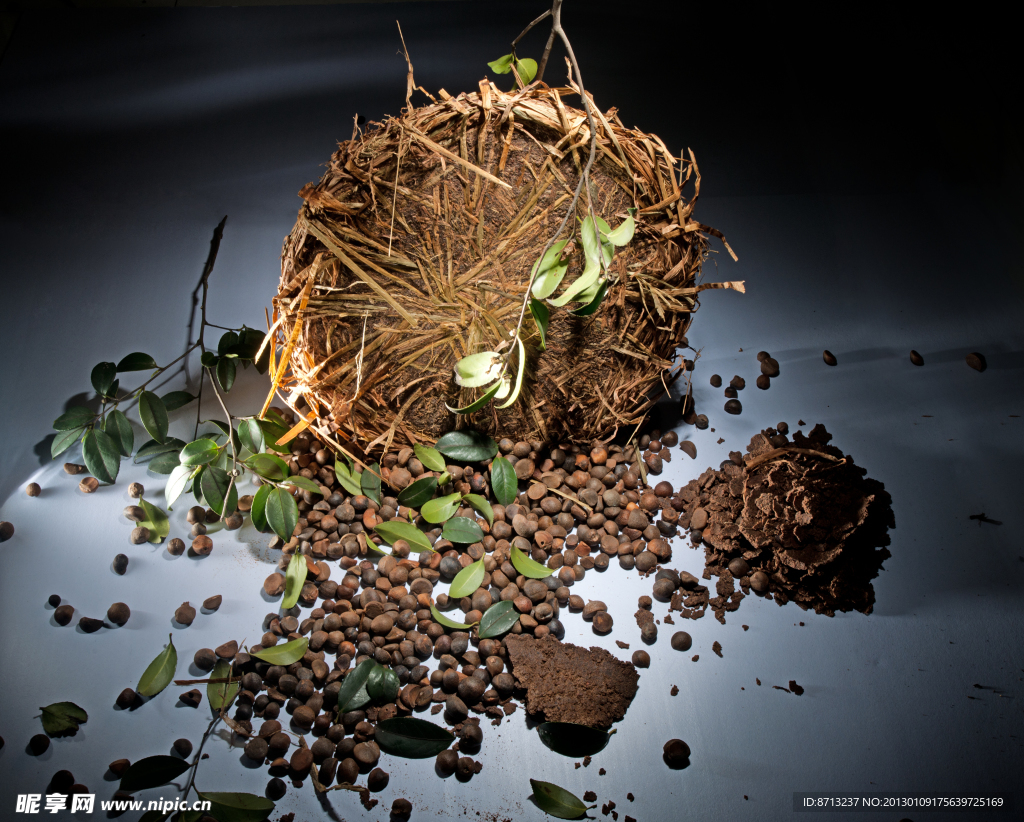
[
  {"left": 138, "top": 498, "right": 169, "bottom": 543},
  {"left": 249, "top": 637, "right": 308, "bottom": 666},
  {"left": 421, "top": 492, "right": 462, "bottom": 524},
  {"left": 196, "top": 791, "right": 274, "bottom": 822},
  {"left": 239, "top": 418, "right": 264, "bottom": 454},
  {"left": 120, "top": 755, "right": 190, "bottom": 793},
  {"left": 462, "top": 493, "right": 494, "bottom": 526},
  {"left": 208, "top": 658, "right": 238, "bottom": 712},
  {"left": 50, "top": 427, "right": 84, "bottom": 459},
  {"left": 180, "top": 438, "right": 220, "bottom": 466},
  {"left": 374, "top": 520, "right": 433, "bottom": 553},
  {"left": 282, "top": 475, "right": 322, "bottom": 495},
  {"left": 200, "top": 351, "right": 218, "bottom": 368},
  {"left": 514, "top": 57, "right": 538, "bottom": 84},
  {"left": 378, "top": 668, "right": 400, "bottom": 702},
  {"left": 478, "top": 600, "right": 518, "bottom": 639},
  {"left": 216, "top": 357, "right": 237, "bottom": 393},
  {"left": 91, "top": 362, "right": 117, "bottom": 396},
  {"left": 530, "top": 779, "right": 590, "bottom": 819},
  {"left": 413, "top": 444, "right": 447, "bottom": 473},
  {"left": 138, "top": 391, "right": 169, "bottom": 444},
  {"left": 257, "top": 418, "right": 289, "bottom": 453},
  {"left": 365, "top": 664, "right": 385, "bottom": 700},
  {"left": 82, "top": 429, "right": 121, "bottom": 484},
  {"left": 53, "top": 406, "right": 94, "bottom": 431},
  {"left": 245, "top": 452, "right": 290, "bottom": 483},
  {"left": 201, "top": 465, "right": 237, "bottom": 517},
  {"left": 265, "top": 486, "right": 299, "bottom": 542},
  {"left": 397, "top": 476, "right": 437, "bottom": 508},
  {"left": 487, "top": 53, "right": 514, "bottom": 73},
  {"left": 442, "top": 516, "right": 483, "bottom": 544},
  {"left": 337, "top": 659, "right": 377, "bottom": 714},
  {"left": 137, "top": 634, "right": 177, "bottom": 697},
  {"left": 135, "top": 437, "right": 185, "bottom": 461},
  {"left": 147, "top": 451, "right": 180, "bottom": 474},
  {"left": 250, "top": 483, "right": 272, "bottom": 532},
  {"left": 449, "top": 557, "right": 485, "bottom": 598},
  {"left": 160, "top": 390, "right": 196, "bottom": 412},
  {"left": 281, "top": 551, "right": 307, "bottom": 610},
  {"left": 490, "top": 455, "right": 517, "bottom": 506},
  {"left": 445, "top": 378, "right": 503, "bottom": 414},
  {"left": 334, "top": 458, "right": 362, "bottom": 496},
  {"left": 361, "top": 462, "right": 382, "bottom": 505},
  {"left": 39, "top": 702, "right": 88, "bottom": 736},
  {"left": 511, "top": 545, "right": 553, "bottom": 579},
  {"left": 570, "top": 281, "right": 610, "bottom": 317},
  {"left": 430, "top": 605, "right": 475, "bottom": 630},
  {"left": 104, "top": 409, "right": 134, "bottom": 457},
  {"left": 375, "top": 717, "right": 455, "bottom": 759},
  {"left": 191, "top": 467, "right": 206, "bottom": 505},
  {"left": 231, "top": 327, "right": 265, "bottom": 361},
  {"left": 218, "top": 331, "right": 240, "bottom": 357},
  {"left": 166, "top": 464, "right": 195, "bottom": 509},
  {"left": 116, "top": 352, "right": 159, "bottom": 372},
  {"left": 530, "top": 298, "right": 550, "bottom": 350},
  {"left": 537, "top": 722, "right": 611, "bottom": 758},
  {"left": 435, "top": 429, "right": 498, "bottom": 462}
]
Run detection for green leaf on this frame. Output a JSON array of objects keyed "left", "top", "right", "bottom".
[
  {"left": 245, "top": 452, "right": 290, "bottom": 483},
  {"left": 495, "top": 336, "right": 526, "bottom": 409},
  {"left": 256, "top": 418, "right": 289, "bottom": 453},
  {"left": 397, "top": 476, "right": 438, "bottom": 508},
  {"left": 200, "top": 351, "right": 218, "bottom": 368},
  {"left": 120, "top": 755, "right": 190, "bottom": 794},
  {"left": 549, "top": 251, "right": 602, "bottom": 307},
  {"left": 91, "top": 362, "right": 117, "bottom": 396},
  {"left": 266, "top": 486, "right": 299, "bottom": 542},
  {"left": 137, "top": 634, "right": 177, "bottom": 697},
  {"left": 511, "top": 545, "right": 553, "bottom": 579},
  {"left": 281, "top": 550, "right": 307, "bottom": 610},
  {"left": 232, "top": 327, "right": 265, "bottom": 361},
  {"left": 39, "top": 702, "right": 88, "bottom": 736},
  {"left": 239, "top": 418, "right": 264, "bottom": 455},
  {"left": 478, "top": 600, "right": 519, "bottom": 639},
  {"left": 53, "top": 406, "right": 94, "bottom": 431},
  {"left": 116, "top": 352, "right": 158, "bottom": 372},
  {"left": 530, "top": 241, "right": 570, "bottom": 300},
  {"left": 138, "top": 498, "right": 170, "bottom": 543},
  {"left": 462, "top": 493, "right": 494, "bottom": 526},
  {"left": 216, "top": 356, "right": 237, "bottom": 393},
  {"left": 138, "top": 391, "right": 169, "bottom": 444},
  {"left": 603, "top": 213, "right": 635, "bottom": 246},
  {"left": 453, "top": 350, "right": 503, "bottom": 388},
  {"left": 530, "top": 779, "right": 590, "bottom": 819},
  {"left": 449, "top": 558, "right": 485, "bottom": 598},
  {"left": 490, "top": 455, "right": 517, "bottom": 506},
  {"left": 442, "top": 516, "right": 483, "bottom": 544},
  {"left": 530, "top": 298, "right": 550, "bottom": 350},
  {"left": 104, "top": 409, "right": 134, "bottom": 457},
  {"left": 537, "top": 722, "right": 612, "bottom": 758},
  {"left": 250, "top": 637, "right": 309, "bottom": 666},
  {"left": 180, "top": 438, "right": 221, "bottom": 466},
  {"left": 283, "top": 475, "right": 322, "bottom": 496},
  {"left": 333, "top": 458, "right": 362, "bottom": 496},
  {"left": 379, "top": 668, "right": 401, "bottom": 702},
  {"left": 250, "top": 484, "right": 272, "bottom": 532},
  {"left": 435, "top": 429, "right": 499, "bottom": 462},
  {"left": 375, "top": 717, "right": 455, "bottom": 759},
  {"left": 446, "top": 378, "right": 503, "bottom": 414},
  {"left": 514, "top": 57, "right": 537, "bottom": 84},
  {"left": 51, "top": 427, "right": 84, "bottom": 459},
  {"left": 208, "top": 658, "right": 239, "bottom": 712},
  {"left": 361, "top": 462, "right": 382, "bottom": 506},
  {"left": 374, "top": 520, "right": 433, "bottom": 553},
  {"left": 570, "top": 280, "right": 610, "bottom": 317},
  {"left": 430, "top": 605, "right": 476, "bottom": 630},
  {"left": 82, "top": 428, "right": 121, "bottom": 484},
  {"left": 147, "top": 451, "right": 180, "bottom": 474},
  {"left": 166, "top": 464, "right": 195, "bottom": 510},
  {"left": 160, "top": 390, "right": 197, "bottom": 412},
  {"left": 365, "top": 664, "right": 385, "bottom": 701},
  {"left": 218, "top": 331, "right": 240, "bottom": 357},
  {"left": 413, "top": 444, "right": 447, "bottom": 473},
  {"left": 135, "top": 437, "right": 185, "bottom": 461},
  {"left": 200, "top": 465, "right": 237, "bottom": 517},
  {"left": 196, "top": 791, "right": 275, "bottom": 822},
  {"left": 487, "top": 53, "right": 514, "bottom": 73},
  {"left": 580, "top": 214, "right": 614, "bottom": 269},
  {"left": 338, "top": 658, "right": 377, "bottom": 714},
  {"left": 421, "top": 492, "right": 462, "bottom": 524}
]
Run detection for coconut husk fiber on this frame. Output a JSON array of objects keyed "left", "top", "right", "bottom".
[{"left": 273, "top": 75, "right": 741, "bottom": 452}]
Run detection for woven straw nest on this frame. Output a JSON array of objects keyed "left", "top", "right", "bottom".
[{"left": 272, "top": 77, "right": 741, "bottom": 453}]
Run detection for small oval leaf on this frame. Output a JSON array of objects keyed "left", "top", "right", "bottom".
[
  {"left": 137, "top": 634, "right": 177, "bottom": 697},
  {"left": 104, "top": 409, "right": 134, "bottom": 457},
  {"left": 200, "top": 465, "right": 237, "bottom": 517},
  {"left": 490, "top": 455, "right": 517, "bottom": 506},
  {"left": 478, "top": 600, "right": 518, "bottom": 639},
  {"left": 116, "top": 352, "right": 159, "bottom": 372},
  {"left": 462, "top": 493, "right": 494, "bottom": 526},
  {"left": 281, "top": 551, "right": 307, "bottom": 610},
  {"left": 138, "top": 498, "right": 170, "bottom": 543},
  {"left": 91, "top": 362, "right": 117, "bottom": 396},
  {"left": 537, "top": 722, "right": 612, "bottom": 758},
  {"left": 51, "top": 427, "right": 85, "bottom": 459},
  {"left": 374, "top": 520, "right": 433, "bottom": 553},
  {"left": 250, "top": 637, "right": 308, "bottom": 666},
  {"left": 216, "top": 356, "right": 237, "bottom": 393},
  {"left": 138, "top": 391, "right": 169, "bottom": 444},
  {"left": 283, "top": 475, "right": 322, "bottom": 496},
  {"left": 160, "top": 390, "right": 197, "bottom": 412},
  {"left": 420, "top": 492, "right": 462, "bottom": 524},
  {"left": 245, "top": 452, "right": 290, "bottom": 482},
  {"left": 413, "top": 444, "right": 447, "bottom": 473},
  {"left": 511, "top": 545, "right": 553, "bottom": 579},
  {"left": 361, "top": 462, "right": 382, "bottom": 505},
  {"left": 265, "top": 486, "right": 299, "bottom": 542},
  {"left": 449, "top": 558, "right": 485, "bottom": 599},
  {"left": 333, "top": 458, "right": 362, "bottom": 496},
  {"left": 435, "top": 430, "right": 498, "bottom": 462},
  {"left": 39, "top": 702, "right": 88, "bottom": 737},
  {"left": 82, "top": 428, "right": 121, "bottom": 484},
  {"left": 180, "top": 438, "right": 220, "bottom": 466},
  {"left": 442, "top": 516, "right": 483, "bottom": 545},
  {"left": 396, "top": 476, "right": 438, "bottom": 508},
  {"left": 430, "top": 604, "right": 475, "bottom": 630},
  {"left": 250, "top": 483, "right": 272, "bottom": 532},
  {"left": 337, "top": 658, "right": 377, "bottom": 714},
  {"left": 375, "top": 717, "right": 455, "bottom": 759},
  {"left": 207, "top": 658, "right": 238, "bottom": 712},
  {"left": 530, "top": 779, "right": 590, "bottom": 819},
  {"left": 53, "top": 406, "right": 94, "bottom": 431},
  {"left": 120, "top": 755, "right": 190, "bottom": 793},
  {"left": 165, "top": 464, "right": 195, "bottom": 510}
]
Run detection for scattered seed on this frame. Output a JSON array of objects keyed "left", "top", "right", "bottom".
[
  {"left": 966, "top": 352, "right": 987, "bottom": 372},
  {"left": 756, "top": 351, "right": 770, "bottom": 362},
  {"left": 729, "top": 376, "right": 745, "bottom": 390},
  {"left": 79, "top": 477, "right": 99, "bottom": 494},
  {"left": 266, "top": 777, "right": 287, "bottom": 800},
  {"left": 174, "top": 602, "right": 196, "bottom": 626},
  {"left": 670, "top": 632, "right": 692, "bottom": 652},
  {"left": 79, "top": 617, "right": 104, "bottom": 633},
  {"left": 192, "top": 535, "right": 213, "bottom": 556},
  {"left": 368, "top": 767, "right": 389, "bottom": 792},
  {"left": 760, "top": 357, "right": 779, "bottom": 378},
  {"left": 129, "top": 527, "right": 150, "bottom": 544},
  {"left": 128, "top": 483, "right": 145, "bottom": 499},
  {"left": 63, "top": 463, "right": 86, "bottom": 475},
  {"left": 823, "top": 350, "right": 837, "bottom": 366},
  {"left": 107, "top": 759, "right": 131, "bottom": 777},
  {"left": 392, "top": 798, "right": 413, "bottom": 817},
  {"left": 680, "top": 441, "right": 697, "bottom": 460},
  {"left": 26, "top": 482, "right": 41, "bottom": 497},
  {"left": 909, "top": 350, "right": 924, "bottom": 366},
  {"left": 592, "top": 612, "right": 614, "bottom": 634},
  {"left": 631, "top": 650, "right": 650, "bottom": 668},
  {"left": 47, "top": 594, "right": 61, "bottom": 608},
  {"left": 663, "top": 738, "right": 690, "bottom": 768},
  {"left": 436, "top": 749, "right": 458, "bottom": 776},
  {"left": 173, "top": 739, "right": 193, "bottom": 758},
  {"left": 709, "top": 374, "right": 722, "bottom": 387},
  {"left": 123, "top": 505, "right": 145, "bottom": 523},
  {"left": 29, "top": 734, "right": 51, "bottom": 756},
  {"left": 113, "top": 554, "right": 129, "bottom": 575},
  {"left": 54, "top": 605, "right": 74, "bottom": 626},
  {"left": 179, "top": 689, "right": 202, "bottom": 708},
  {"left": 724, "top": 399, "right": 742, "bottom": 415},
  {"left": 756, "top": 374, "right": 770, "bottom": 390},
  {"left": 107, "top": 603, "right": 130, "bottom": 626},
  {"left": 203, "top": 595, "right": 222, "bottom": 611},
  {"left": 167, "top": 538, "right": 185, "bottom": 556},
  {"left": 115, "top": 688, "right": 137, "bottom": 709},
  {"left": 0, "top": 521, "right": 13, "bottom": 542}
]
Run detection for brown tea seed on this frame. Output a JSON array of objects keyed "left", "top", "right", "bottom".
[
  {"left": 203, "top": 595, "right": 223, "bottom": 611},
  {"left": 113, "top": 554, "right": 129, "bottom": 575},
  {"left": 130, "top": 527, "right": 150, "bottom": 545},
  {"left": 680, "top": 441, "right": 696, "bottom": 460},
  {"left": 128, "top": 482, "right": 144, "bottom": 499},
  {"left": 728, "top": 558, "right": 750, "bottom": 577},
  {"left": 29, "top": 734, "right": 50, "bottom": 755},
  {"left": 756, "top": 374, "right": 771, "bottom": 390},
  {"left": 760, "top": 357, "right": 780, "bottom": 378},
  {"left": 632, "top": 650, "right": 650, "bottom": 668},
  {"left": 192, "top": 535, "right": 213, "bottom": 555},
  {"left": 724, "top": 399, "right": 742, "bottom": 415},
  {"left": 756, "top": 350, "right": 770, "bottom": 362},
  {"left": 436, "top": 749, "right": 458, "bottom": 775},
  {"left": 823, "top": 350, "right": 837, "bottom": 366},
  {"left": 749, "top": 570, "right": 769, "bottom": 592},
  {"left": 367, "top": 767, "right": 389, "bottom": 792},
  {"left": 194, "top": 648, "right": 217, "bottom": 670},
  {"left": 266, "top": 777, "right": 287, "bottom": 800},
  {"left": 115, "top": 688, "right": 137, "bottom": 709},
  {"left": 245, "top": 737, "right": 269, "bottom": 761},
  {"left": 26, "top": 482, "right": 41, "bottom": 497},
  {"left": 79, "top": 477, "right": 99, "bottom": 493},
  {"left": 63, "top": 463, "right": 86, "bottom": 475},
  {"left": 224, "top": 513, "right": 244, "bottom": 531},
  {"left": 670, "top": 631, "right": 692, "bottom": 652},
  {"left": 54, "top": 604, "right": 74, "bottom": 625},
  {"left": 167, "top": 538, "right": 185, "bottom": 556},
  {"left": 47, "top": 594, "right": 61, "bottom": 607},
  {"left": 216, "top": 639, "right": 238, "bottom": 659},
  {"left": 910, "top": 350, "right": 924, "bottom": 366},
  {"left": 186, "top": 506, "right": 206, "bottom": 524},
  {"left": 108, "top": 759, "right": 131, "bottom": 777},
  {"left": 729, "top": 375, "right": 746, "bottom": 390},
  {"left": 0, "top": 521, "right": 13, "bottom": 542},
  {"left": 392, "top": 798, "right": 413, "bottom": 816},
  {"left": 123, "top": 505, "right": 145, "bottom": 522},
  {"left": 173, "top": 738, "right": 193, "bottom": 758},
  {"left": 592, "top": 612, "right": 614, "bottom": 634},
  {"left": 663, "top": 738, "right": 690, "bottom": 768},
  {"left": 966, "top": 352, "right": 987, "bottom": 372},
  {"left": 79, "top": 616, "right": 104, "bottom": 633},
  {"left": 263, "top": 574, "right": 285, "bottom": 596},
  {"left": 709, "top": 374, "right": 722, "bottom": 388},
  {"left": 179, "top": 689, "right": 202, "bottom": 708},
  {"left": 694, "top": 414, "right": 709, "bottom": 430},
  {"left": 174, "top": 602, "right": 196, "bottom": 626},
  {"left": 107, "top": 603, "right": 131, "bottom": 626}
]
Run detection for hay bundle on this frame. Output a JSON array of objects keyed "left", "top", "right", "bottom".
[{"left": 273, "top": 78, "right": 740, "bottom": 452}]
